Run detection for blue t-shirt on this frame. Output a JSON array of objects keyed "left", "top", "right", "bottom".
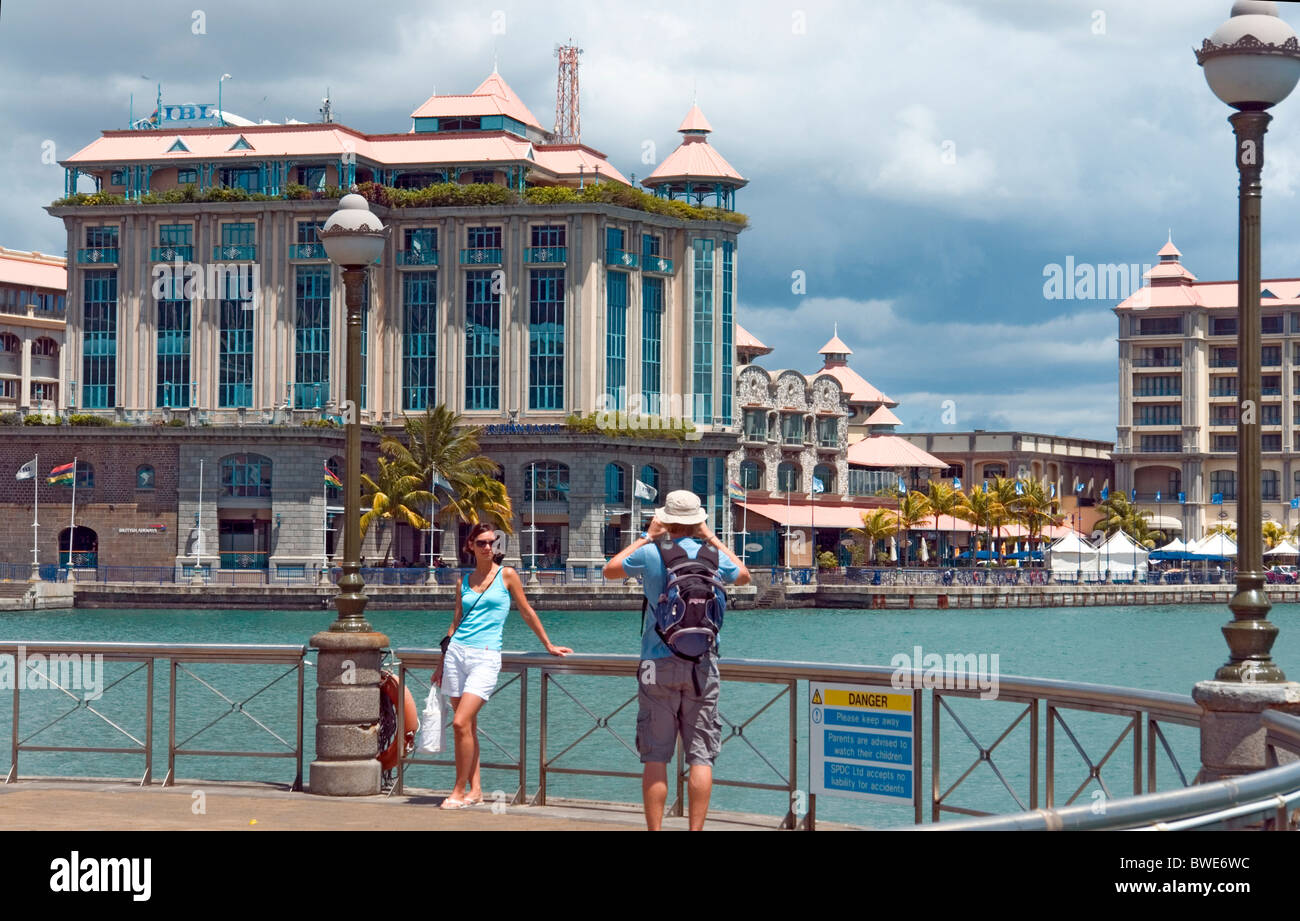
[
  {"left": 454, "top": 567, "right": 511, "bottom": 651},
  {"left": 623, "top": 537, "right": 740, "bottom": 660}
]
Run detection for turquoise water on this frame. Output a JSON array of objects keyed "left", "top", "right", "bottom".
[{"left": 1, "top": 604, "right": 1296, "bottom": 827}]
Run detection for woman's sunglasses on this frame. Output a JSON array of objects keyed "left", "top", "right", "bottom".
[{"left": 473, "top": 539, "right": 496, "bottom": 548}]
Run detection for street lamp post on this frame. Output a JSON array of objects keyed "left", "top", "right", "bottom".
[
  {"left": 1194, "top": 1, "right": 1300, "bottom": 784},
  {"left": 308, "top": 192, "right": 389, "bottom": 796},
  {"left": 218, "top": 74, "right": 232, "bottom": 127}
]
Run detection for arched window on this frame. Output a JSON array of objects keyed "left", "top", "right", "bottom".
[
  {"left": 135, "top": 465, "right": 155, "bottom": 490},
  {"left": 605, "top": 462, "right": 627, "bottom": 505},
  {"left": 739, "top": 460, "right": 760, "bottom": 490},
  {"left": 32, "top": 337, "right": 59, "bottom": 358},
  {"left": 638, "top": 464, "right": 660, "bottom": 498},
  {"left": 1209, "top": 469, "right": 1236, "bottom": 502},
  {"left": 982, "top": 464, "right": 1006, "bottom": 480},
  {"left": 524, "top": 461, "right": 568, "bottom": 502},
  {"left": 777, "top": 462, "right": 799, "bottom": 492},
  {"left": 221, "top": 453, "right": 272, "bottom": 498},
  {"left": 0, "top": 333, "right": 19, "bottom": 353},
  {"left": 813, "top": 464, "right": 836, "bottom": 495}
]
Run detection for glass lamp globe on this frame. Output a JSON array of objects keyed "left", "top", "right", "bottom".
[
  {"left": 320, "top": 193, "right": 387, "bottom": 267},
  {"left": 1197, "top": 1, "right": 1300, "bottom": 110}
]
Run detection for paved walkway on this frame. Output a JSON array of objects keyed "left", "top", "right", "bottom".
[{"left": 0, "top": 780, "right": 802, "bottom": 831}]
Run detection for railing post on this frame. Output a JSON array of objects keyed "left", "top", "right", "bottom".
[
  {"left": 166, "top": 658, "right": 177, "bottom": 786},
  {"left": 516, "top": 667, "right": 528, "bottom": 805},
  {"left": 1132, "top": 711, "right": 1142, "bottom": 797},
  {"left": 537, "top": 671, "right": 548, "bottom": 806},
  {"left": 294, "top": 650, "right": 304, "bottom": 792},
  {"left": 1029, "top": 699, "right": 1039, "bottom": 810},
  {"left": 1046, "top": 703, "right": 1055, "bottom": 808},
  {"left": 913, "top": 688, "right": 923, "bottom": 825},
  {"left": 931, "top": 689, "right": 941, "bottom": 821},
  {"left": 8, "top": 653, "right": 19, "bottom": 783},
  {"left": 142, "top": 657, "right": 154, "bottom": 786}
]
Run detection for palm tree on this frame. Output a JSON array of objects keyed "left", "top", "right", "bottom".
[
  {"left": 1095, "top": 493, "right": 1167, "bottom": 549},
  {"left": 1207, "top": 522, "right": 1237, "bottom": 540},
  {"left": 958, "top": 485, "right": 1003, "bottom": 566},
  {"left": 848, "top": 509, "right": 898, "bottom": 565},
  {"left": 991, "top": 476, "right": 1022, "bottom": 559},
  {"left": 359, "top": 456, "right": 434, "bottom": 564},
  {"left": 439, "top": 472, "right": 514, "bottom": 535},
  {"left": 926, "top": 481, "right": 963, "bottom": 566},
  {"left": 895, "top": 491, "right": 933, "bottom": 566},
  {"left": 1262, "top": 520, "right": 1287, "bottom": 550},
  {"left": 1014, "top": 479, "right": 1064, "bottom": 551}
]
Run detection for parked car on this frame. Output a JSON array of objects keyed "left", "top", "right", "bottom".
[{"left": 1266, "top": 565, "right": 1297, "bottom": 584}]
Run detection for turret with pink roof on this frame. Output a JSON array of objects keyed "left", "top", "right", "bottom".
[{"left": 642, "top": 102, "right": 746, "bottom": 210}]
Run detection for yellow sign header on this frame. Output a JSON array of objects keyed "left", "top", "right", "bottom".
[{"left": 822, "top": 689, "right": 912, "bottom": 712}]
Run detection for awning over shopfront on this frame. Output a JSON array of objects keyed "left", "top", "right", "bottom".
[{"left": 736, "top": 501, "right": 869, "bottom": 529}]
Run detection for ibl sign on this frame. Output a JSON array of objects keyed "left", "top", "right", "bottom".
[{"left": 162, "top": 104, "right": 217, "bottom": 122}]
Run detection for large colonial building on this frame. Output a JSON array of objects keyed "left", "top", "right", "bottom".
[
  {"left": 1113, "top": 239, "right": 1300, "bottom": 540},
  {"left": 23, "top": 68, "right": 749, "bottom": 575},
  {"left": 0, "top": 247, "right": 66, "bottom": 417}
]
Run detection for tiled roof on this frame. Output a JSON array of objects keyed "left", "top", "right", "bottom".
[{"left": 0, "top": 249, "right": 66, "bottom": 290}]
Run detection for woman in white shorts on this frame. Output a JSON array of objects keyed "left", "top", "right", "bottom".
[{"left": 432, "top": 522, "right": 571, "bottom": 808}]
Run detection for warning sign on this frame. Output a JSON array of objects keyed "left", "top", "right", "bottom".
[{"left": 810, "top": 680, "right": 916, "bottom": 806}]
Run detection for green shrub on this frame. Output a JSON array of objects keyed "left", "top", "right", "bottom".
[
  {"left": 302, "top": 418, "right": 341, "bottom": 428},
  {"left": 23, "top": 413, "right": 60, "bottom": 426},
  {"left": 68, "top": 414, "right": 111, "bottom": 426},
  {"left": 165, "top": 418, "right": 186, "bottom": 427},
  {"left": 0, "top": 412, "right": 21, "bottom": 426}
]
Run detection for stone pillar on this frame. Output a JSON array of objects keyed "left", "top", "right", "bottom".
[
  {"left": 1194, "top": 680, "right": 1300, "bottom": 787},
  {"left": 309, "top": 630, "right": 389, "bottom": 796}
]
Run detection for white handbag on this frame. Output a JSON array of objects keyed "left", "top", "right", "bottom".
[{"left": 415, "top": 685, "right": 444, "bottom": 753}]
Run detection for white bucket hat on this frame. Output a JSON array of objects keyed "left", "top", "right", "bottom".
[{"left": 655, "top": 489, "right": 708, "bottom": 525}]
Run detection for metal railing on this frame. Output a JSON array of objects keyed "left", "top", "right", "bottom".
[
  {"left": 523, "top": 246, "right": 566, "bottom": 264},
  {"left": 641, "top": 254, "right": 673, "bottom": 273},
  {"left": 1, "top": 642, "right": 305, "bottom": 790},
  {"left": 2, "top": 641, "right": 1297, "bottom": 830}
]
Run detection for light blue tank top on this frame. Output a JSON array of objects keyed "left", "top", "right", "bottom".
[{"left": 454, "top": 566, "right": 511, "bottom": 651}]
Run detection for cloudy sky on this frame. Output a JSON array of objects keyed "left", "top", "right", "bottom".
[{"left": 1, "top": 0, "right": 1295, "bottom": 440}]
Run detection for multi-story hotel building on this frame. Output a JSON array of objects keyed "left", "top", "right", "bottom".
[
  {"left": 27, "top": 69, "right": 750, "bottom": 575},
  {"left": 0, "top": 247, "right": 66, "bottom": 417},
  {"left": 1113, "top": 238, "right": 1297, "bottom": 540}
]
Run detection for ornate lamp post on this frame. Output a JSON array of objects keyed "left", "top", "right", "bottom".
[
  {"left": 319, "top": 193, "right": 387, "bottom": 632},
  {"left": 1194, "top": 1, "right": 1300, "bottom": 785},
  {"left": 308, "top": 193, "right": 389, "bottom": 796}
]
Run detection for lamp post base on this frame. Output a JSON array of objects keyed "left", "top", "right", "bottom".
[
  {"left": 1193, "top": 679, "right": 1300, "bottom": 785},
  {"left": 308, "top": 630, "right": 390, "bottom": 796}
]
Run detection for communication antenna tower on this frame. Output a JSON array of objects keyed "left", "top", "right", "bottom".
[{"left": 554, "top": 42, "right": 583, "bottom": 144}]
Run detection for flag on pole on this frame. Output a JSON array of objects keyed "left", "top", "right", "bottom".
[
  {"left": 323, "top": 463, "right": 343, "bottom": 490},
  {"left": 431, "top": 471, "right": 454, "bottom": 494},
  {"left": 1211, "top": 493, "right": 1223, "bottom": 505},
  {"left": 635, "top": 479, "right": 659, "bottom": 502},
  {"left": 1100, "top": 485, "right": 1109, "bottom": 501},
  {"left": 1291, "top": 497, "right": 1299, "bottom": 509},
  {"left": 1155, "top": 491, "right": 1162, "bottom": 502},
  {"left": 1014, "top": 480, "right": 1024, "bottom": 496},
  {"left": 727, "top": 480, "right": 745, "bottom": 502},
  {"left": 15, "top": 458, "right": 36, "bottom": 481},
  {"left": 898, "top": 476, "right": 907, "bottom": 494},
  {"left": 1129, "top": 488, "right": 1137, "bottom": 501},
  {"left": 1074, "top": 479, "right": 1084, "bottom": 494},
  {"left": 952, "top": 476, "right": 961, "bottom": 489},
  {"left": 1050, "top": 483, "right": 1056, "bottom": 498},
  {"left": 1178, "top": 491, "right": 1186, "bottom": 504},
  {"left": 811, "top": 476, "right": 825, "bottom": 495},
  {"left": 48, "top": 462, "right": 75, "bottom": 486}
]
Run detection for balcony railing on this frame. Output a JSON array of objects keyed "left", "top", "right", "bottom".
[
  {"left": 1133, "top": 389, "right": 1182, "bottom": 397},
  {"left": 1209, "top": 388, "right": 1238, "bottom": 397},
  {"left": 460, "top": 247, "right": 502, "bottom": 265},
  {"left": 213, "top": 244, "right": 257, "bottom": 261},
  {"left": 151, "top": 245, "right": 193, "bottom": 262},
  {"left": 1132, "top": 357, "right": 1181, "bottom": 367},
  {"left": 1134, "top": 418, "right": 1182, "bottom": 427},
  {"left": 606, "top": 248, "right": 640, "bottom": 270},
  {"left": 397, "top": 248, "right": 440, "bottom": 266},
  {"left": 524, "top": 246, "right": 566, "bottom": 264},
  {"left": 77, "top": 248, "right": 118, "bottom": 264},
  {"left": 1208, "top": 359, "right": 1237, "bottom": 368},
  {"left": 289, "top": 243, "right": 327, "bottom": 260},
  {"left": 641, "top": 253, "right": 674, "bottom": 274},
  {"left": 219, "top": 551, "right": 269, "bottom": 570}
]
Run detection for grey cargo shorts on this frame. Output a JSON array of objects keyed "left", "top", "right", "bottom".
[{"left": 635, "top": 654, "right": 722, "bottom": 766}]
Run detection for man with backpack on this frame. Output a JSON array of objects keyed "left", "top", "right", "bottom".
[{"left": 603, "top": 489, "right": 751, "bottom": 830}]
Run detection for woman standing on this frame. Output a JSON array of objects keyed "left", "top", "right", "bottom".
[{"left": 433, "top": 522, "right": 571, "bottom": 808}]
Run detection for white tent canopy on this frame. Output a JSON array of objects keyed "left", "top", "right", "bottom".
[
  {"left": 1096, "top": 530, "right": 1150, "bottom": 575},
  {"left": 1046, "top": 532, "right": 1100, "bottom": 576},
  {"left": 1157, "top": 537, "right": 1187, "bottom": 553},
  {"left": 1265, "top": 540, "right": 1300, "bottom": 557},
  {"left": 1191, "top": 532, "right": 1238, "bottom": 558}
]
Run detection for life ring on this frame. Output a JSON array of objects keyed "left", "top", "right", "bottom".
[{"left": 377, "top": 669, "right": 419, "bottom": 772}]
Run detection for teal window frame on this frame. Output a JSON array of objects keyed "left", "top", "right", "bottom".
[
  {"left": 294, "top": 266, "right": 331, "bottom": 409},
  {"left": 86, "top": 226, "right": 118, "bottom": 249},
  {"left": 739, "top": 460, "right": 760, "bottom": 490},
  {"left": 218, "top": 273, "right": 254, "bottom": 408},
  {"left": 529, "top": 268, "right": 565, "bottom": 411},
  {"left": 692, "top": 239, "right": 714, "bottom": 423},
  {"left": 403, "top": 271, "right": 438, "bottom": 411},
  {"left": 82, "top": 270, "right": 117, "bottom": 409},
  {"left": 721, "top": 241, "right": 734, "bottom": 424},
  {"left": 606, "top": 271, "right": 628, "bottom": 411},
  {"left": 524, "top": 462, "right": 569, "bottom": 502},
  {"left": 177, "top": 168, "right": 197, "bottom": 185},
  {"left": 605, "top": 462, "right": 626, "bottom": 505},
  {"left": 465, "top": 270, "right": 500, "bottom": 410},
  {"left": 155, "top": 276, "right": 191, "bottom": 408},
  {"left": 641, "top": 277, "right": 663, "bottom": 416},
  {"left": 532, "top": 225, "right": 566, "bottom": 247},
  {"left": 221, "top": 453, "right": 272, "bottom": 498}
]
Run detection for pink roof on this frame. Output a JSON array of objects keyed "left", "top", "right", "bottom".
[
  {"left": 1116, "top": 276, "right": 1300, "bottom": 311},
  {"left": 737, "top": 501, "right": 872, "bottom": 530},
  {"left": 678, "top": 104, "right": 713, "bottom": 133},
  {"left": 367, "top": 133, "right": 533, "bottom": 165},
  {"left": 846, "top": 435, "right": 946, "bottom": 469},
  {"left": 813, "top": 364, "right": 896, "bottom": 406},
  {"left": 0, "top": 250, "right": 66, "bottom": 290},
  {"left": 644, "top": 135, "right": 746, "bottom": 184},
  {"left": 1157, "top": 239, "right": 1181, "bottom": 258},
  {"left": 736, "top": 324, "right": 773, "bottom": 356},
  {"left": 818, "top": 333, "right": 853, "bottom": 355},
  {"left": 531, "top": 145, "right": 630, "bottom": 185},
  {"left": 65, "top": 125, "right": 372, "bottom": 164},
  {"left": 409, "top": 72, "right": 544, "bottom": 129},
  {"left": 915, "top": 514, "right": 975, "bottom": 533},
  {"left": 864, "top": 405, "right": 902, "bottom": 426}
]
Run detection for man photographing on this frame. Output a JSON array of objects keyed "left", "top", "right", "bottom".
[{"left": 603, "top": 489, "right": 751, "bottom": 831}]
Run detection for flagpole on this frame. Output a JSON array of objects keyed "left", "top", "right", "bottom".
[
  {"left": 740, "top": 498, "right": 749, "bottom": 567},
  {"left": 810, "top": 477, "right": 817, "bottom": 582},
  {"left": 31, "top": 452, "right": 40, "bottom": 581},
  {"left": 191, "top": 458, "right": 204, "bottom": 584},
  {"left": 66, "top": 456, "right": 77, "bottom": 583}
]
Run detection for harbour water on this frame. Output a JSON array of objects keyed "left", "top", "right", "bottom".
[{"left": 2, "top": 604, "right": 1296, "bottom": 827}]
